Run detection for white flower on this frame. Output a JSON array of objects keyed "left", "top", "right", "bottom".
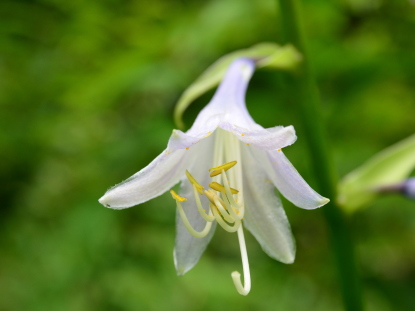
[{"left": 99, "top": 58, "right": 329, "bottom": 295}]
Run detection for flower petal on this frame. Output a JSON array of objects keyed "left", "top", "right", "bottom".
[
  {"left": 250, "top": 146, "right": 329, "bottom": 209},
  {"left": 167, "top": 129, "right": 215, "bottom": 152},
  {"left": 174, "top": 134, "right": 217, "bottom": 275},
  {"left": 98, "top": 148, "right": 191, "bottom": 209},
  {"left": 220, "top": 123, "right": 297, "bottom": 150},
  {"left": 241, "top": 144, "right": 296, "bottom": 263},
  {"left": 184, "top": 58, "right": 260, "bottom": 139},
  {"left": 180, "top": 58, "right": 296, "bottom": 151}
]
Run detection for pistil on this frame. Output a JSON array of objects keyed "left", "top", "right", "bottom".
[
  {"left": 232, "top": 226, "right": 251, "bottom": 296},
  {"left": 170, "top": 129, "right": 251, "bottom": 296}
]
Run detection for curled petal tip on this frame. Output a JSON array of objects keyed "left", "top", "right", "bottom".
[
  {"left": 174, "top": 256, "right": 190, "bottom": 276},
  {"left": 99, "top": 191, "right": 126, "bottom": 209},
  {"left": 176, "top": 267, "right": 186, "bottom": 276},
  {"left": 282, "top": 253, "right": 295, "bottom": 264},
  {"left": 98, "top": 194, "right": 112, "bottom": 208},
  {"left": 285, "top": 126, "right": 297, "bottom": 144},
  {"left": 319, "top": 198, "right": 330, "bottom": 207}
]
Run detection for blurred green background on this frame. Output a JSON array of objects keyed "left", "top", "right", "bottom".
[{"left": 1, "top": 0, "right": 415, "bottom": 310}]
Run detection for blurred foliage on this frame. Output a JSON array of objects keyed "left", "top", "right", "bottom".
[
  {"left": 338, "top": 133, "right": 415, "bottom": 212},
  {"left": 1, "top": 0, "right": 415, "bottom": 310}
]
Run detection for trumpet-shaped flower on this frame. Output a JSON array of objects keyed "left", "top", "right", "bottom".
[{"left": 99, "top": 58, "right": 329, "bottom": 295}]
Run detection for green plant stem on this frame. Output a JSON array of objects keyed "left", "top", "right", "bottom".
[{"left": 276, "top": 1, "right": 364, "bottom": 310}]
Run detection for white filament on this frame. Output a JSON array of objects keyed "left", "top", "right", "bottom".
[
  {"left": 213, "top": 196, "right": 235, "bottom": 223},
  {"left": 193, "top": 184, "right": 215, "bottom": 222},
  {"left": 221, "top": 169, "right": 244, "bottom": 219},
  {"left": 211, "top": 203, "right": 240, "bottom": 233},
  {"left": 176, "top": 200, "right": 213, "bottom": 238}
]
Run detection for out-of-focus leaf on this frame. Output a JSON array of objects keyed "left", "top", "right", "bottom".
[
  {"left": 173, "top": 42, "right": 302, "bottom": 129},
  {"left": 338, "top": 134, "right": 415, "bottom": 213}
]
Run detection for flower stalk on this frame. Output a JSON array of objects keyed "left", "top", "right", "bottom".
[{"left": 276, "top": 0, "right": 364, "bottom": 310}]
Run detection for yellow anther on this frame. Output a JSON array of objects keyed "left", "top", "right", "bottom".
[
  {"left": 209, "top": 161, "right": 237, "bottom": 177},
  {"left": 204, "top": 190, "right": 227, "bottom": 206},
  {"left": 170, "top": 190, "right": 187, "bottom": 202},
  {"left": 204, "top": 190, "right": 229, "bottom": 215},
  {"left": 209, "top": 182, "right": 239, "bottom": 194},
  {"left": 185, "top": 170, "right": 204, "bottom": 194},
  {"left": 204, "top": 189, "right": 218, "bottom": 204},
  {"left": 209, "top": 161, "right": 237, "bottom": 172},
  {"left": 277, "top": 148, "right": 282, "bottom": 151},
  {"left": 205, "top": 192, "right": 224, "bottom": 216}
]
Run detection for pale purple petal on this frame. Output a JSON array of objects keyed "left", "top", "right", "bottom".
[
  {"left": 248, "top": 145, "right": 329, "bottom": 209},
  {"left": 98, "top": 127, "right": 211, "bottom": 209},
  {"left": 174, "top": 133, "right": 217, "bottom": 275},
  {"left": 185, "top": 58, "right": 260, "bottom": 139},
  {"left": 167, "top": 129, "right": 214, "bottom": 152},
  {"left": 98, "top": 149, "right": 191, "bottom": 209},
  {"left": 220, "top": 123, "right": 297, "bottom": 150},
  {"left": 266, "top": 150, "right": 329, "bottom": 209},
  {"left": 181, "top": 58, "right": 297, "bottom": 152},
  {"left": 241, "top": 144, "right": 296, "bottom": 264}
]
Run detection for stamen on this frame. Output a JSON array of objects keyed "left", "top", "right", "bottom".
[
  {"left": 205, "top": 190, "right": 234, "bottom": 223},
  {"left": 175, "top": 200, "right": 213, "bottom": 238},
  {"left": 214, "top": 197, "right": 238, "bottom": 224},
  {"left": 221, "top": 170, "right": 245, "bottom": 219},
  {"left": 170, "top": 190, "right": 187, "bottom": 202},
  {"left": 209, "top": 161, "right": 237, "bottom": 177},
  {"left": 210, "top": 203, "right": 240, "bottom": 233},
  {"left": 204, "top": 189, "right": 218, "bottom": 204},
  {"left": 193, "top": 184, "right": 215, "bottom": 222},
  {"left": 218, "top": 194, "right": 241, "bottom": 221},
  {"left": 185, "top": 170, "right": 204, "bottom": 194},
  {"left": 171, "top": 189, "right": 212, "bottom": 238},
  {"left": 211, "top": 129, "right": 250, "bottom": 295},
  {"left": 231, "top": 225, "right": 251, "bottom": 296},
  {"left": 209, "top": 182, "right": 239, "bottom": 194}
]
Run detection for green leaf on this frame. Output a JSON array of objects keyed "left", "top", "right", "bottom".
[
  {"left": 338, "top": 134, "right": 415, "bottom": 213},
  {"left": 173, "top": 42, "right": 302, "bottom": 129}
]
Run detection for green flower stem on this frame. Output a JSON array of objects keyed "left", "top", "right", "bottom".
[{"left": 276, "top": 1, "right": 364, "bottom": 310}]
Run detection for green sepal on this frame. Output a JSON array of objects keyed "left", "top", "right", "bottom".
[{"left": 338, "top": 134, "right": 415, "bottom": 213}]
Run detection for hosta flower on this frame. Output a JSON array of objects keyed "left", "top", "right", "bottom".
[
  {"left": 376, "top": 177, "right": 415, "bottom": 199},
  {"left": 404, "top": 178, "right": 415, "bottom": 199},
  {"left": 99, "top": 58, "right": 329, "bottom": 295}
]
